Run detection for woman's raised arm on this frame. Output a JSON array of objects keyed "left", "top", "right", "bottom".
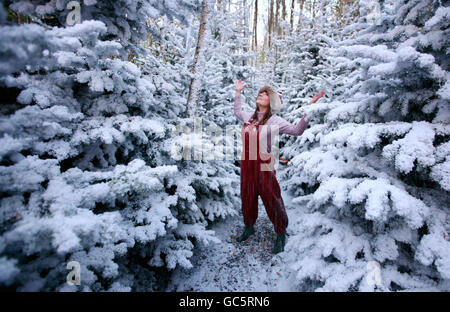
[
  {"left": 234, "top": 80, "right": 252, "bottom": 122},
  {"left": 234, "top": 93, "right": 252, "bottom": 122},
  {"left": 275, "top": 114, "right": 309, "bottom": 136},
  {"left": 276, "top": 90, "right": 325, "bottom": 135}
]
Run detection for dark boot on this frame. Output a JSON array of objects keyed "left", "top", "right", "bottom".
[
  {"left": 272, "top": 233, "right": 286, "bottom": 254},
  {"left": 236, "top": 225, "right": 255, "bottom": 242}
]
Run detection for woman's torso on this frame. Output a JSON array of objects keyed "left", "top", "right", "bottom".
[{"left": 241, "top": 112, "right": 275, "bottom": 169}]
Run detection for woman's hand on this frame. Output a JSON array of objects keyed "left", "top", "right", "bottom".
[
  {"left": 308, "top": 90, "right": 325, "bottom": 105},
  {"left": 235, "top": 79, "right": 247, "bottom": 93}
]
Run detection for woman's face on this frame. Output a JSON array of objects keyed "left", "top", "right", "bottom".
[{"left": 256, "top": 91, "right": 270, "bottom": 110}]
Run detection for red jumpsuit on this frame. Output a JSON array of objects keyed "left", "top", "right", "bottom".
[{"left": 240, "top": 120, "right": 288, "bottom": 235}]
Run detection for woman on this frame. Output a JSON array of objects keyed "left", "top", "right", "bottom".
[{"left": 234, "top": 79, "right": 325, "bottom": 254}]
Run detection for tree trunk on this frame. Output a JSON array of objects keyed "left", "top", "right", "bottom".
[
  {"left": 268, "top": 0, "right": 274, "bottom": 48},
  {"left": 297, "top": 0, "right": 304, "bottom": 28},
  {"left": 253, "top": 0, "right": 258, "bottom": 51},
  {"left": 275, "top": 0, "right": 280, "bottom": 37},
  {"left": 281, "top": 0, "right": 287, "bottom": 36},
  {"left": 335, "top": 0, "right": 345, "bottom": 23},
  {"left": 186, "top": 0, "right": 213, "bottom": 118},
  {"left": 312, "top": 0, "right": 316, "bottom": 19},
  {"left": 243, "top": 0, "right": 248, "bottom": 66},
  {"left": 290, "top": 0, "right": 295, "bottom": 30}
]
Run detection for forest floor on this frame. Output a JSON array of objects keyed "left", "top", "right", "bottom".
[{"left": 166, "top": 166, "right": 301, "bottom": 291}]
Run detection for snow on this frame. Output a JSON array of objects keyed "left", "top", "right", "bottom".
[
  {"left": 425, "top": 6, "right": 450, "bottom": 29},
  {"left": 382, "top": 121, "right": 436, "bottom": 173},
  {"left": 0, "top": 0, "right": 449, "bottom": 292},
  {"left": 167, "top": 176, "right": 299, "bottom": 291},
  {"left": 0, "top": 257, "right": 20, "bottom": 286}
]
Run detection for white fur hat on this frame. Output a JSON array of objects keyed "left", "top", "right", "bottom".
[{"left": 257, "top": 85, "right": 283, "bottom": 113}]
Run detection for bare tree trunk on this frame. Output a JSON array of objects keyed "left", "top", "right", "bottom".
[
  {"left": 290, "top": 0, "right": 295, "bottom": 30},
  {"left": 281, "top": 0, "right": 287, "bottom": 36},
  {"left": 297, "top": 0, "right": 304, "bottom": 28},
  {"left": 275, "top": 0, "right": 280, "bottom": 36},
  {"left": 186, "top": 0, "right": 213, "bottom": 118},
  {"left": 268, "top": 0, "right": 274, "bottom": 48},
  {"left": 312, "top": 0, "right": 316, "bottom": 19},
  {"left": 253, "top": 0, "right": 258, "bottom": 51},
  {"left": 319, "top": 0, "right": 325, "bottom": 28},
  {"left": 242, "top": 0, "right": 249, "bottom": 66},
  {"left": 338, "top": 0, "right": 343, "bottom": 21}
]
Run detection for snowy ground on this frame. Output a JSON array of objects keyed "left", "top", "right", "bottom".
[{"left": 166, "top": 166, "right": 302, "bottom": 291}]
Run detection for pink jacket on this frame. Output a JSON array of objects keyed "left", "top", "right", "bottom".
[{"left": 234, "top": 94, "right": 308, "bottom": 136}]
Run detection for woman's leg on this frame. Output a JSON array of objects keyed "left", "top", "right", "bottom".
[
  {"left": 257, "top": 168, "right": 288, "bottom": 235},
  {"left": 240, "top": 159, "right": 259, "bottom": 227}
]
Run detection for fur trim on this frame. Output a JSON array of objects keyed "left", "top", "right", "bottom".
[{"left": 257, "top": 85, "right": 283, "bottom": 113}]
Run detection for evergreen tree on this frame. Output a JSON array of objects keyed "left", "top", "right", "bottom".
[
  {"left": 280, "top": 0, "right": 449, "bottom": 291},
  {"left": 0, "top": 0, "right": 238, "bottom": 291}
]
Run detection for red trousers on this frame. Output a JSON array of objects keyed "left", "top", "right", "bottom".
[{"left": 240, "top": 121, "right": 288, "bottom": 235}]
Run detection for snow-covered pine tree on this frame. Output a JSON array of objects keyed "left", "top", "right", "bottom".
[
  {"left": 175, "top": 2, "right": 258, "bottom": 226},
  {"left": 6, "top": 0, "right": 200, "bottom": 60},
  {"left": 187, "top": 0, "right": 214, "bottom": 118},
  {"left": 279, "top": 0, "right": 450, "bottom": 291},
  {"left": 199, "top": 1, "right": 256, "bottom": 124},
  {"left": 136, "top": 3, "right": 242, "bottom": 245},
  {"left": 0, "top": 0, "right": 238, "bottom": 291},
  {"left": 158, "top": 0, "right": 257, "bottom": 232},
  {"left": 252, "top": 0, "right": 335, "bottom": 159}
]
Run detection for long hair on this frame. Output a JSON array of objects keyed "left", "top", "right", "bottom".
[{"left": 248, "top": 90, "right": 272, "bottom": 126}]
